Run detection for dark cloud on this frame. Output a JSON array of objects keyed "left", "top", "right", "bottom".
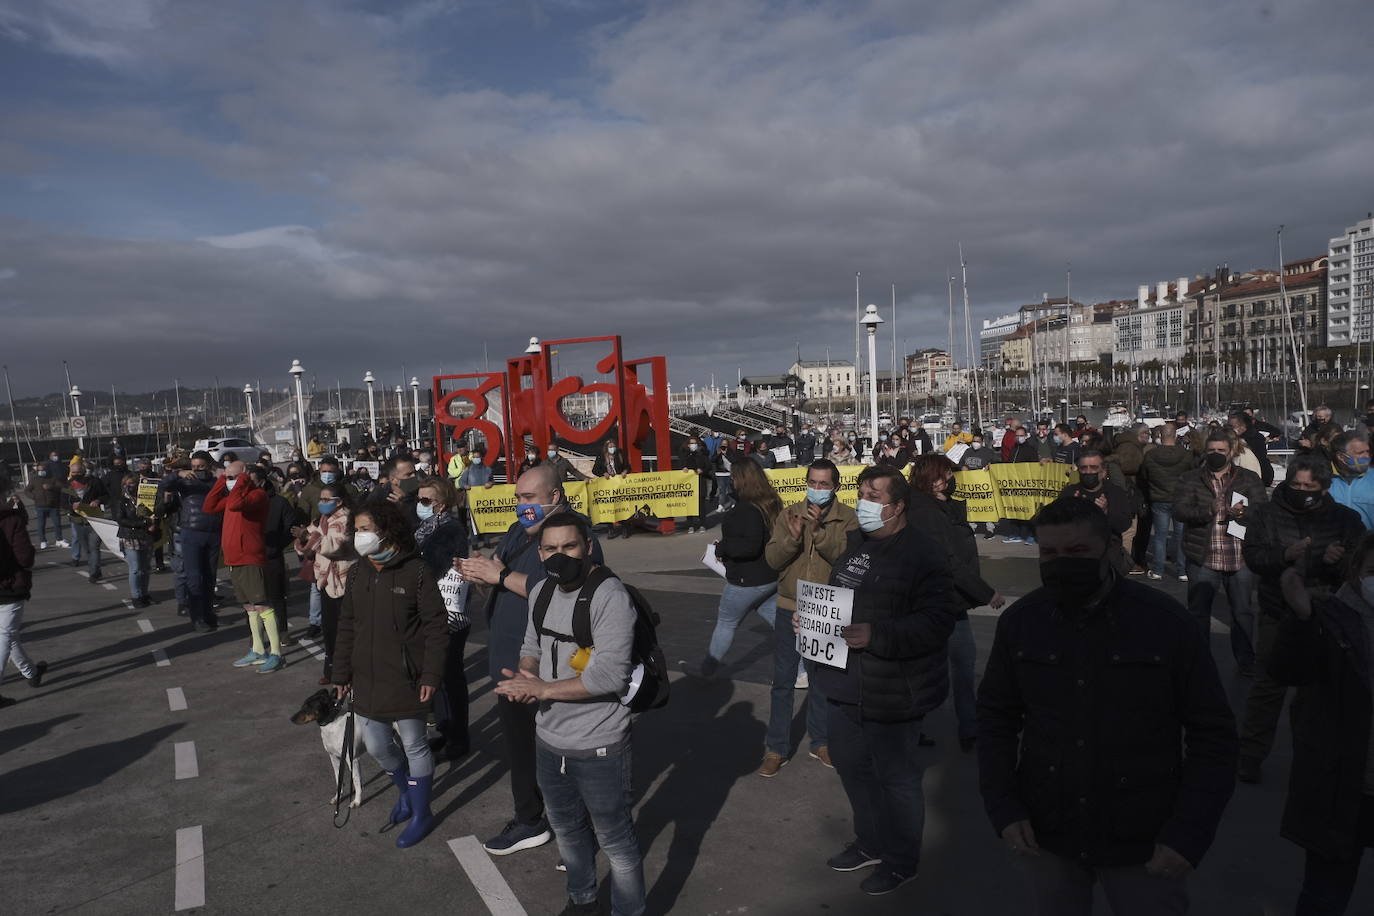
[{"left": 2, "top": 0, "right": 1373, "bottom": 397}]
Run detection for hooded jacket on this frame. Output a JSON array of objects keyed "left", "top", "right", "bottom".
[
  {"left": 333, "top": 552, "right": 448, "bottom": 719},
  {"left": 0, "top": 504, "right": 35, "bottom": 601},
  {"left": 764, "top": 496, "right": 860, "bottom": 612},
  {"left": 202, "top": 475, "right": 268, "bottom": 566},
  {"left": 1241, "top": 485, "right": 1363, "bottom": 620}
]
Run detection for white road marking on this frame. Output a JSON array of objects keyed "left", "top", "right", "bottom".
[
  {"left": 174, "top": 741, "right": 199, "bottom": 780},
  {"left": 174, "top": 826, "right": 205, "bottom": 911},
  {"left": 448, "top": 836, "right": 529, "bottom": 916},
  {"left": 298, "top": 637, "right": 327, "bottom": 661},
  {"left": 167, "top": 687, "right": 188, "bottom": 711},
  {"left": 101, "top": 582, "right": 116, "bottom": 591},
  {"left": 72, "top": 570, "right": 89, "bottom": 579},
  {"left": 152, "top": 648, "right": 171, "bottom": 667},
  {"left": 137, "top": 619, "right": 155, "bottom": 633}
]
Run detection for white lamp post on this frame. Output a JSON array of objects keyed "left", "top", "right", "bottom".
[
  {"left": 363, "top": 371, "right": 377, "bottom": 443},
  {"left": 243, "top": 384, "right": 255, "bottom": 435},
  {"left": 394, "top": 385, "right": 404, "bottom": 443},
  {"left": 70, "top": 385, "right": 84, "bottom": 450},
  {"left": 410, "top": 377, "right": 421, "bottom": 443},
  {"left": 288, "top": 360, "right": 307, "bottom": 452},
  {"left": 860, "top": 305, "right": 884, "bottom": 446}
]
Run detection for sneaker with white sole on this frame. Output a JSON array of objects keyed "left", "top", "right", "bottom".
[
  {"left": 827, "top": 843, "right": 881, "bottom": 872},
  {"left": 1178, "top": 574, "right": 1189, "bottom": 582},
  {"left": 1146, "top": 571, "right": 1163, "bottom": 580},
  {"left": 233, "top": 652, "right": 266, "bottom": 667},
  {"left": 808, "top": 746, "right": 834, "bottom": 768},
  {"left": 483, "top": 819, "right": 552, "bottom": 855},
  {"left": 257, "top": 654, "right": 283, "bottom": 673},
  {"left": 39, "top": 541, "right": 47, "bottom": 550},
  {"left": 757, "top": 752, "right": 788, "bottom": 778},
  {"left": 861, "top": 866, "right": 917, "bottom": 896}
]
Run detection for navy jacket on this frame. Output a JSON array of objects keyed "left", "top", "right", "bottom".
[{"left": 161, "top": 472, "right": 223, "bottom": 535}]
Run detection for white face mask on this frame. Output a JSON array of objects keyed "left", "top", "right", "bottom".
[
  {"left": 856, "top": 498, "right": 888, "bottom": 532},
  {"left": 608, "top": 446, "right": 617, "bottom": 454},
  {"left": 689, "top": 444, "right": 699, "bottom": 452},
  {"left": 353, "top": 531, "right": 382, "bottom": 556}
]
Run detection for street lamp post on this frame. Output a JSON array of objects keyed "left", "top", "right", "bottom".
[
  {"left": 860, "top": 304, "right": 884, "bottom": 446},
  {"left": 244, "top": 384, "right": 255, "bottom": 437},
  {"left": 70, "top": 385, "right": 84, "bottom": 451},
  {"left": 289, "top": 360, "right": 307, "bottom": 453},
  {"left": 394, "top": 386, "right": 404, "bottom": 444},
  {"left": 364, "top": 371, "right": 377, "bottom": 444},
  {"left": 410, "top": 377, "right": 421, "bottom": 444}
]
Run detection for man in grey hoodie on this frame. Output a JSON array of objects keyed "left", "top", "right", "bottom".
[{"left": 496, "top": 513, "right": 644, "bottom": 916}]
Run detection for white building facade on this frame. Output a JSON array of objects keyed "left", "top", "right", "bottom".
[
  {"left": 789, "top": 359, "right": 855, "bottom": 399},
  {"left": 1328, "top": 213, "right": 1374, "bottom": 346}
]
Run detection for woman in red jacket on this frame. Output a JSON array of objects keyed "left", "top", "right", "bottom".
[{"left": 203, "top": 460, "right": 282, "bottom": 673}]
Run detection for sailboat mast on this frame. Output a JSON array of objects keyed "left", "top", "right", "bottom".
[{"left": 960, "top": 245, "right": 982, "bottom": 430}]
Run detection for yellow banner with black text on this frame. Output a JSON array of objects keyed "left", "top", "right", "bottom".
[{"left": 466, "top": 471, "right": 702, "bottom": 534}]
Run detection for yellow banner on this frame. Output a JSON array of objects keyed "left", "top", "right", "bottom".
[
  {"left": 137, "top": 481, "right": 160, "bottom": 514},
  {"left": 952, "top": 463, "right": 1078, "bottom": 521},
  {"left": 469, "top": 481, "right": 590, "bottom": 535},
  {"left": 952, "top": 469, "right": 1000, "bottom": 522},
  {"left": 585, "top": 471, "right": 698, "bottom": 526},
  {"left": 765, "top": 466, "right": 868, "bottom": 507}
]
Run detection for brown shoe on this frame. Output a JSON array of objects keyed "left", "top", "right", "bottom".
[
  {"left": 808, "top": 747, "right": 834, "bottom": 769},
  {"left": 757, "top": 752, "right": 788, "bottom": 778}
]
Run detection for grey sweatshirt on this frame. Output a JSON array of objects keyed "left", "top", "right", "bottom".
[{"left": 520, "top": 573, "right": 636, "bottom": 756}]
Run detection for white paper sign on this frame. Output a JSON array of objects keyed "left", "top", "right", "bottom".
[
  {"left": 771, "top": 445, "right": 794, "bottom": 465},
  {"left": 1227, "top": 492, "right": 1248, "bottom": 540},
  {"left": 945, "top": 443, "right": 969, "bottom": 464},
  {"left": 437, "top": 567, "right": 468, "bottom": 629},
  {"left": 84, "top": 516, "right": 124, "bottom": 556},
  {"left": 701, "top": 541, "right": 727, "bottom": 578},
  {"left": 795, "top": 578, "right": 854, "bottom": 669}
]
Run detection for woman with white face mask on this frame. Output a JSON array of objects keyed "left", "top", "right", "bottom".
[{"left": 334, "top": 501, "right": 448, "bottom": 849}]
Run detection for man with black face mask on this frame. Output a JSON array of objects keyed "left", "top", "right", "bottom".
[
  {"left": 496, "top": 513, "right": 644, "bottom": 916},
  {"left": 1172, "top": 430, "right": 1267, "bottom": 668},
  {"left": 162, "top": 451, "right": 224, "bottom": 631},
  {"left": 1059, "top": 450, "right": 1132, "bottom": 573},
  {"left": 1234, "top": 455, "right": 1363, "bottom": 785},
  {"left": 977, "top": 496, "right": 1238, "bottom": 915}
]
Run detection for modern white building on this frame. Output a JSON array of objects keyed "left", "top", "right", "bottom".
[
  {"left": 980, "top": 313, "right": 1021, "bottom": 371},
  {"left": 1328, "top": 213, "right": 1374, "bottom": 346},
  {"left": 789, "top": 359, "right": 855, "bottom": 399},
  {"left": 1113, "top": 278, "right": 1192, "bottom": 365}
]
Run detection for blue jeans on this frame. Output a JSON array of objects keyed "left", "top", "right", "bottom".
[
  {"left": 34, "top": 507, "right": 59, "bottom": 544},
  {"left": 170, "top": 533, "right": 189, "bottom": 608},
  {"left": 309, "top": 582, "right": 322, "bottom": 627},
  {"left": 707, "top": 582, "right": 778, "bottom": 663},
  {"left": 537, "top": 744, "right": 645, "bottom": 916},
  {"left": 124, "top": 545, "right": 151, "bottom": 600},
  {"left": 1186, "top": 562, "right": 1256, "bottom": 667},
  {"left": 948, "top": 618, "right": 977, "bottom": 740},
  {"left": 1149, "top": 503, "right": 1186, "bottom": 577},
  {"left": 767, "top": 606, "right": 828, "bottom": 755},
  {"left": 70, "top": 522, "right": 102, "bottom": 576},
  {"left": 0, "top": 601, "right": 37, "bottom": 680},
  {"left": 357, "top": 715, "right": 433, "bottom": 778},
  {"left": 828, "top": 703, "right": 929, "bottom": 875},
  {"left": 179, "top": 528, "right": 221, "bottom": 626}
]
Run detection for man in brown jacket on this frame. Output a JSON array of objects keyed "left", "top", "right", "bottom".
[{"left": 761, "top": 459, "right": 860, "bottom": 776}]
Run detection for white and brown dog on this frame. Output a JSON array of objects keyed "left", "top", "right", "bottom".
[{"left": 291, "top": 689, "right": 366, "bottom": 808}]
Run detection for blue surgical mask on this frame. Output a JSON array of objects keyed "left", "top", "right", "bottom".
[
  {"left": 416, "top": 502, "right": 435, "bottom": 520},
  {"left": 805, "top": 487, "right": 833, "bottom": 506},
  {"left": 1342, "top": 454, "right": 1372, "bottom": 475},
  {"left": 856, "top": 498, "right": 888, "bottom": 532},
  {"left": 546, "top": 449, "right": 557, "bottom": 459},
  {"left": 517, "top": 502, "right": 555, "bottom": 528},
  {"left": 320, "top": 471, "right": 338, "bottom": 484},
  {"left": 318, "top": 500, "right": 338, "bottom": 516}
]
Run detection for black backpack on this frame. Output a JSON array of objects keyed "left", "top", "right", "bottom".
[{"left": 532, "top": 565, "right": 670, "bottom": 713}]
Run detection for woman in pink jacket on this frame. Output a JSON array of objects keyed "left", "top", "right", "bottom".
[{"left": 296, "top": 484, "right": 358, "bottom": 685}]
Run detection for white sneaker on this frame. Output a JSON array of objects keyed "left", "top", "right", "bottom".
[
  {"left": 1178, "top": 574, "right": 1189, "bottom": 582},
  {"left": 39, "top": 541, "right": 47, "bottom": 550},
  {"left": 795, "top": 671, "right": 809, "bottom": 689},
  {"left": 56, "top": 539, "right": 70, "bottom": 548}
]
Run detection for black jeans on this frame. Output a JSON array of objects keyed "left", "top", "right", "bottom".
[
  {"left": 436, "top": 626, "right": 471, "bottom": 752},
  {"left": 497, "top": 695, "right": 544, "bottom": 824},
  {"left": 1297, "top": 794, "right": 1374, "bottom": 915},
  {"left": 263, "top": 555, "right": 288, "bottom": 633},
  {"left": 179, "top": 528, "right": 220, "bottom": 626},
  {"left": 320, "top": 592, "right": 343, "bottom": 679}
]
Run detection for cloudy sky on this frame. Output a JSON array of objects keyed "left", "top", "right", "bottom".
[{"left": 2, "top": 0, "right": 1371, "bottom": 398}]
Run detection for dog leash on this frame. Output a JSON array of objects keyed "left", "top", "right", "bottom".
[{"left": 333, "top": 690, "right": 355, "bottom": 829}]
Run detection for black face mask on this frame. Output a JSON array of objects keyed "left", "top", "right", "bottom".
[
  {"left": 1365, "top": 414, "right": 1374, "bottom": 428},
  {"left": 1078, "top": 472, "right": 1100, "bottom": 490},
  {"left": 941, "top": 477, "right": 958, "bottom": 497},
  {"left": 1040, "top": 555, "right": 1111, "bottom": 608},
  {"left": 398, "top": 477, "right": 422, "bottom": 497},
  {"left": 1284, "top": 484, "right": 1321, "bottom": 511},
  {"left": 193, "top": 469, "right": 213, "bottom": 482},
  {"left": 1203, "top": 453, "right": 1229, "bottom": 472},
  {"left": 544, "top": 552, "right": 591, "bottom": 590}
]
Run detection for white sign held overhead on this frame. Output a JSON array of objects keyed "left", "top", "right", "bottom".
[{"left": 795, "top": 578, "right": 854, "bottom": 670}]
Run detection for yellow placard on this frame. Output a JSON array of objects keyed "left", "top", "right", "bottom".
[
  {"left": 585, "top": 471, "right": 698, "bottom": 526},
  {"left": 468, "top": 481, "right": 590, "bottom": 535},
  {"left": 765, "top": 465, "right": 868, "bottom": 508},
  {"left": 952, "top": 463, "right": 1079, "bottom": 522},
  {"left": 138, "top": 481, "right": 160, "bottom": 514},
  {"left": 952, "top": 469, "right": 1000, "bottom": 523}
]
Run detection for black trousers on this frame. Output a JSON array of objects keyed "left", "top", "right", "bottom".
[
  {"left": 320, "top": 591, "right": 343, "bottom": 679},
  {"left": 436, "top": 627, "right": 471, "bottom": 752},
  {"left": 497, "top": 694, "right": 544, "bottom": 824},
  {"left": 263, "top": 555, "right": 288, "bottom": 633}
]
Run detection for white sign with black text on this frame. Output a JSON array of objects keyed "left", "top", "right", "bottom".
[{"left": 795, "top": 578, "right": 854, "bottom": 669}]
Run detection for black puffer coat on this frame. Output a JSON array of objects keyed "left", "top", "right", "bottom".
[
  {"left": 1171, "top": 466, "right": 1268, "bottom": 566},
  {"left": 1243, "top": 485, "right": 1363, "bottom": 619},
  {"left": 1270, "top": 585, "right": 1374, "bottom": 862},
  {"left": 907, "top": 492, "right": 994, "bottom": 619},
  {"left": 813, "top": 524, "right": 957, "bottom": 723},
  {"left": 334, "top": 552, "right": 448, "bottom": 720},
  {"left": 977, "top": 578, "right": 1238, "bottom": 868}
]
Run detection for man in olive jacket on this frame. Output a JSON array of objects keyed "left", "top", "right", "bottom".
[
  {"left": 978, "top": 496, "right": 1237, "bottom": 915},
  {"left": 763, "top": 459, "right": 859, "bottom": 774}
]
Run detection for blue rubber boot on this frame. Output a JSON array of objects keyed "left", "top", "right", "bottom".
[
  {"left": 387, "top": 768, "right": 413, "bottom": 825},
  {"left": 395, "top": 774, "right": 435, "bottom": 848}
]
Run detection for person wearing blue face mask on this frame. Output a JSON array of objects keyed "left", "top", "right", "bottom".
[
  {"left": 414, "top": 477, "right": 472, "bottom": 761},
  {"left": 299, "top": 455, "right": 359, "bottom": 638},
  {"left": 296, "top": 484, "right": 357, "bottom": 685},
  {"left": 1331, "top": 431, "right": 1374, "bottom": 531},
  {"left": 761, "top": 459, "right": 858, "bottom": 776},
  {"left": 458, "top": 465, "right": 602, "bottom": 857}
]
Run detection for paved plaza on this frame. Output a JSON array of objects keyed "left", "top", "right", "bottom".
[{"left": 2, "top": 519, "right": 1368, "bottom": 915}]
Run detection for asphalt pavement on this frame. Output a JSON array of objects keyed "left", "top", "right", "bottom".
[{"left": 1, "top": 515, "right": 1366, "bottom": 915}]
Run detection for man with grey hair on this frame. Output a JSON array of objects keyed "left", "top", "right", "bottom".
[{"left": 1330, "top": 429, "right": 1374, "bottom": 530}]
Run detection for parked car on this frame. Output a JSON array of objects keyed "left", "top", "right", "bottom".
[{"left": 191, "top": 437, "right": 264, "bottom": 463}]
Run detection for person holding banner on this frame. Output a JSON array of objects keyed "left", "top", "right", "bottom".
[
  {"left": 678, "top": 437, "right": 713, "bottom": 533},
  {"left": 700, "top": 460, "right": 783, "bottom": 679},
  {"left": 907, "top": 455, "right": 1005, "bottom": 753},
  {"left": 63, "top": 460, "right": 108, "bottom": 585},
  {"left": 806, "top": 465, "right": 957, "bottom": 897},
  {"left": 110, "top": 474, "right": 157, "bottom": 608}
]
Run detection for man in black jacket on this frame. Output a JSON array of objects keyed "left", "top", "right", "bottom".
[
  {"left": 977, "top": 496, "right": 1238, "bottom": 915},
  {"left": 1235, "top": 454, "right": 1363, "bottom": 784},
  {"left": 1059, "top": 449, "right": 1133, "bottom": 573},
  {"left": 163, "top": 451, "right": 224, "bottom": 632},
  {"left": 806, "top": 465, "right": 956, "bottom": 897}
]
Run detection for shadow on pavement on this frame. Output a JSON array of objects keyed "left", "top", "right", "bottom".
[
  {"left": 0, "top": 722, "right": 185, "bottom": 814},
  {"left": 0, "top": 713, "right": 81, "bottom": 755}
]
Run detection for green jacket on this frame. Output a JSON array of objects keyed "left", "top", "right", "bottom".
[
  {"left": 1141, "top": 444, "right": 1196, "bottom": 504},
  {"left": 763, "top": 498, "right": 860, "bottom": 611}
]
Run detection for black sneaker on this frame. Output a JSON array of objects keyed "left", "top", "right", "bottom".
[
  {"left": 27, "top": 661, "right": 48, "bottom": 688},
  {"left": 699, "top": 656, "right": 720, "bottom": 679},
  {"left": 827, "top": 844, "right": 881, "bottom": 872},
  {"left": 88, "top": 575, "right": 101, "bottom": 586},
  {"left": 860, "top": 866, "right": 916, "bottom": 896},
  {"left": 1237, "top": 756, "right": 1262, "bottom": 784},
  {"left": 305, "top": 625, "right": 323, "bottom": 640},
  {"left": 557, "top": 899, "right": 599, "bottom": 915},
  {"left": 176, "top": 606, "right": 189, "bottom": 617},
  {"left": 483, "top": 818, "right": 552, "bottom": 855}
]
